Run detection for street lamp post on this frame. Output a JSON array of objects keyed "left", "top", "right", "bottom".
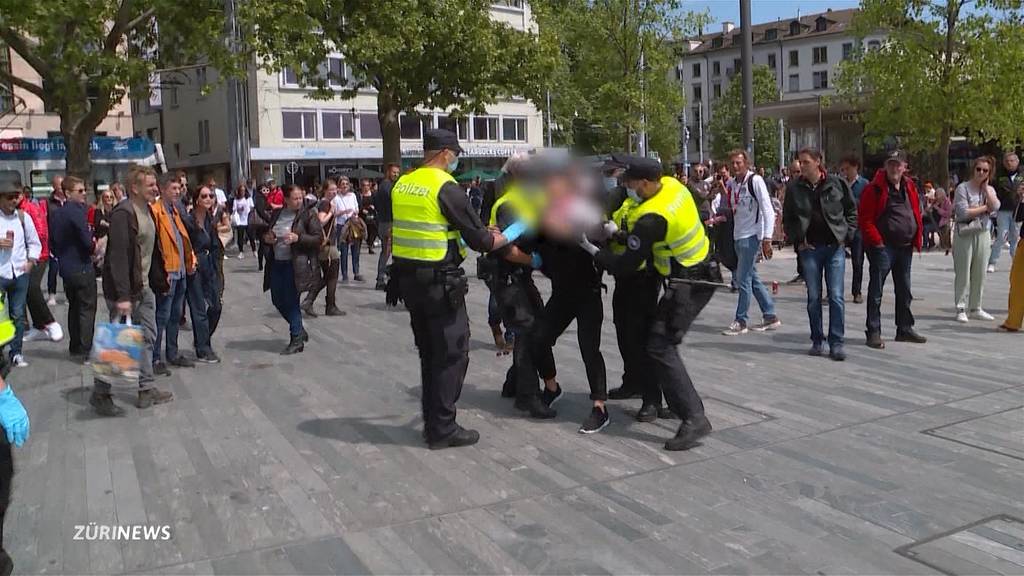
[{"left": 740, "top": 0, "right": 755, "bottom": 163}]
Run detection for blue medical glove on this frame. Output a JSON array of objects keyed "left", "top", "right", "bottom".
[
  {"left": 531, "top": 252, "right": 543, "bottom": 269},
  {"left": 0, "top": 386, "right": 29, "bottom": 447},
  {"left": 502, "top": 220, "right": 529, "bottom": 243}
]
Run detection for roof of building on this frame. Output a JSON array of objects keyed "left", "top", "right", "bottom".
[{"left": 682, "top": 8, "right": 859, "bottom": 56}]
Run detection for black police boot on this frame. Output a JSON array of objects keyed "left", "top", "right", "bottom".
[
  {"left": 665, "top": 415, "right": 712, "bottom": 451},
  {"left": 300, "top": 328, "right": 310, "bottom": 343},
  {"left": 608, "top": 386, "right": 641, "bottom": 400},
  {"left": 636, "top": 403, "right": 659, "bottom": 423},
  {"left": 428, "top": 426, "right": 480, "bottom": 450},
  {"left": 514, "top": 395, "right": 557, "bottom": 419},
  {"left": 281, "top": 334, "right": 304, "bottom": 355}
]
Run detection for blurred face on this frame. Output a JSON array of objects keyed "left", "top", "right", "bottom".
[
  {"left": 1005, "top": 154, "right": 1019, "bottom": 173},
  {"left": 729, "top": 154, "right": 748, "bottom": 178},
  {"left": 135, "top": 174, "right": 159, "bottom": 203},
  {"left": 0, "top": 193, "right": 18, "bottom": 213},
  {"left": 101, "top": 191, "right": 115, "bottom": 207},
  {"left": 360, "top": 180, "right": 372, "bottom": 195},
  {"left": 387, "top": 166, "right": 401, "bottom": 180},
  {"left": 693, "top": 165, "right": 706, "bottom": 179},
  {"left": 716, "top": 166, "right": 729, "bottom": 181},
  {"left": 798, "top": 153, "right": 822, "bottom": 181},
  {"left": 286, "top": 188, "right": 303, "bottom": 210},
  {"left": 789, "top": 161, "right": 801, "bottom": 177},
  {"left": 840, "top": 162, "right": 859, "bottom": 181},
  {"left": 66, "top": 181, "right": 87, "bottom": 204},
  {"left": 52, "top": 175, "right": 63, "bottom": 194},
  {"left": 196, "top": 186, "right": 216, "bottom": 211},
  {"left": 260, "top": 186, "right": 270, "bottom": 196},
  {"left": 885, "top": 160, "right": 907, "bottom": 184},
  {"left": 973, "top": 160, "right": 992, "bottom": 183},
  {"left": 339, "top": 178, "right": 351, "bottom": 194},
  {"left": 111, "top": 184, "right": 124, "bottom": 202},
  {"left": 163, "top": 181, "right": 182, "bottom": 203},
  {"left": 323, "top": 181, "right": 338, "bottom": 201}
]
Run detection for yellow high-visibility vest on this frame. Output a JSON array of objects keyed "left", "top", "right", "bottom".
[
  {"left": 391, "top": 166, "right": 465, "bottom": 262},
  {"left": 0, "top": 294, "right": 15, "bottom": 347},
  {"left": 489, "top": 183, "right": 540, "bottom": 229},
  {"left": 610, "top": 176, "right": 709, "bottom": 275}
]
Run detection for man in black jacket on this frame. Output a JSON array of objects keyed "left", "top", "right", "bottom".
[
  {"left": 988, "top": 152, "right": 1020, "bottom": 272},
  {"left": 92, "top": 165, "right": 173, "bottom": 416},
  {"left": 783, "top": 148, "right": 858, "bottom": 361},
  {"left": 48, "top": 177, "right": 96, "bottom": 362}
]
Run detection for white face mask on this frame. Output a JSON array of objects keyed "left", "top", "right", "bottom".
[
  {"left": 446, "top": 156, "right": 460, "bottom": 173},
  {"left": 626, "top": 187, "right": 642, "bottom": 203}
]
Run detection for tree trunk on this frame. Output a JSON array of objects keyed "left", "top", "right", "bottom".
[
  {"left": 377, "top": 90, "right": 401, "bottom": 167},
  {"left": 63, "top": 124, "right": 93, "bottom": 182},
  {"left": 933, "top": 125, "right": 951, "bottom": 190}
]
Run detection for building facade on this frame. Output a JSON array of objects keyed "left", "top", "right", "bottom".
[
  {"left": 674, "top": 9, "right": 885, "bottom": 168},
  {"left": 133, "top": 1, "right": 543, "bottom": 189}
]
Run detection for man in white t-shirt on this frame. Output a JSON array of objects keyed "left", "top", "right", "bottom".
[
  {"left": 722, "top": 149, "right": 780, "bottom": 336},
  {"left": 206, "top": 176, "right": 227, "bottom": 209}
]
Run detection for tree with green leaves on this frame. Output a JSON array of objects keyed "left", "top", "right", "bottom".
[
  {"left": 0, "top": 0, "right": 253, "bottom": 179},
  {"left": 836, "top": 0, "right": 1024, "bottom": 185},
  {"left": 708, "top": 65, "right": 780, "bottom": 170},
  {"left": 531, "top": 0, "right": 703, "bottom": 161},
  {"left": 257, "top": 0, "right": 546, "bottom": 166}
]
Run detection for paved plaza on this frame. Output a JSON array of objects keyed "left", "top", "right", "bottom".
[{"left": 9, "top": 249, "right": 1024, "bottom": 575}]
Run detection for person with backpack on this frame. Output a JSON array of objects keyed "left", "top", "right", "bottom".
[
  {"left": 0, "top": 185, "right": 42, "bottom": 369},
  {"left": 721, "top": 149, "right": 781, "bottom": 336}
]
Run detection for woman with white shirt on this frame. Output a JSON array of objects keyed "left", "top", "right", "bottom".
[
  {"left": 331, "top": 178, "right": 363, "bottom": 282},
  {"left": 953, "top": 156, "right": 1001, "bottom": 323},
  {"left": 230, "top": 185, "right": 256, "bottom": 259}
]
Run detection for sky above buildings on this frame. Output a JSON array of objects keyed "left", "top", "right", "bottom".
[{"left": 684, "top": 0, "right": 862, "bottom": 28}]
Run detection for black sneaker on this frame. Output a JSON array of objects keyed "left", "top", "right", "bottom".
[
  {"left": 608, "top": 386, "right": 641, "bottom": 400},
  {"left": 325, "top": 306, "right": 346, "bottom": 316},
  {"left": 168, "top": 356, "right": 195, "bottom": 368},
  {"left": 353, "top": 275, "right": 366, "bottom": 282},
  {"left": 664, "top": 415, "right": 712, "bottom": 451},
  {"left": 895, "top": 329, "right": 927, "bottom": 344},
  {"left": 153, "top": 360, "right": 171, "bottom": 376},
  {"left": 637, "top": 403, "right": 658, "bottom": 423},
  {"left": 196, "top": 351, "right": 221, "bottom": 364},
  {"left": 514, "top": 396, "right": 557, "bottom": 419},
  {"left": 579, "top": 407, "right": 609, "bottom": 434},
  {"left": 541, "top": 384, "right": 563, "bottom": 408},
  {"left": 428, "top": 426, "right": 480, "bottom": 450},
  {"left": 89, "top": 392, "right": 125, "bottom": 417},
  {"left": 866, "top": 332, "right": 885, "bottom": 349}
]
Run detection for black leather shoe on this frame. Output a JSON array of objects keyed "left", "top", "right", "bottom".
[
  {"left": 429, "top": 426, "right": 480, "bottom": 450},
  {"left": 281, "top": 335, "right": 304, "bottom": 355},
  {"left": 637, "top": 403, "right": 658, "bottom": 423},
  {"left": 325, "top": 306, "right": 346, "bottom": 316},
  {"left": 895, "top": 329, "right": 927, "bottom": 344},
  {"left": 608, "top": 386, "right": 641, "bottom": 400},
  {"left": 89, "top": 392, "right": 125, "bottom": 417},
  {"left": 514, "top": 396, "right": 557, "bottom": 419},
  {"left": 300, "top": 303, "right": 318, "bottom": 318},
  {"left": 866, "top": 332, "right": 885, "bottom": 349},
  {"left": 500, "top": 379, "right": 516, "bottom": 398},
  {"left": 300, "top": 329, "right": 309, "bottom": 343},
  {"left": 665, "top": 415, "right": 712, "bottom": 451},
  {"left": 656, "top": 406, "right": 678, "bottom": 420}
]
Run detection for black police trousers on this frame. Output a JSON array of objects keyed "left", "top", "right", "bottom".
[
  {"left": 612, "top": 272, "right": 663, "bottom": 405},
  {"left": 494, "top": 274, "right": 554, "bottom": 401},
  {"left": 536, "top": 283, "right": 607, "bottom": 401},
  {"left": 398, "top": 270, "right": 470, "bottom": 442}
]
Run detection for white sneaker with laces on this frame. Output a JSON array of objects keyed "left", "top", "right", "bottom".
[
  {"left": 237, "top": 253, "right": 244, "bottom": 259},
  {"left": 46, "top": 295, "right": 57, "bottom": 307},
  {"left": 44, "top": 321, "right": 64, "bottom": 342},
  {"left": 971, "top": 309, "right": 995, "bottom": 321},
  {"left": 12, "top": 354, "right": 28, "bottom": 368},
  {"left": 955, "top": 310, "right": 969, "bottom": 323},
  {"left": 722, "top": 321, "right": 748, "bottom": 336},
  {"left": 987, "top": 265, "right": 996, "bottom": 273}
]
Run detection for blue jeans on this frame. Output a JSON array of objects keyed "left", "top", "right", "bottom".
[
  {"left": 187, "top": 261, "right": 221, "bottom": 356},
  {"left": 339, "top": 240, "right": 361, "bottom": 279},
  {"left": 270, "top": 259, "right": 303, "bottom": 337},
  {"left": 733, "top": 235, "right": 776, "bottom": 325},
  {"left": 799, "top": 245, "right": 846, "bottom": 347},
  {"left": 989, "top": 210, "right": 1019, "bottom": 266},
  {"left": 866, "top": 245, "right": 915, "bottom": 335},
  {"left": 0, "top": 273, "right": 30, "bottom": 357},
  {"left": 155, "top": 276, "right": 188, "bottom": 362}
]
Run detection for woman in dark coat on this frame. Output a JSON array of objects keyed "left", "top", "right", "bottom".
[
  {"left": 252, "top": 185, "right": 323, "bottom": 354},
  {"left": 184, "top": 185, "right": 225, "bottom": 362}
]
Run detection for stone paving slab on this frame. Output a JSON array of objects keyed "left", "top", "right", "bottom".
[{"left": 8, "top": 248, "right": 1024, "bottom": 575}]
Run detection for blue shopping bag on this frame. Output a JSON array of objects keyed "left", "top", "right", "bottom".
[{"left": 90, "top": 316, "right": 144, "bottom": 384}]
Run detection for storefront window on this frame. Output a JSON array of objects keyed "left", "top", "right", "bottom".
[
  {"left": 472, "top": 116, "right": 499, "bottom": 141},
  {"left": 359, "top": 113, "right": 382, "bottom": 139},
  {"left": 502, "top": 117, "right": 527, "bottom": 142}
]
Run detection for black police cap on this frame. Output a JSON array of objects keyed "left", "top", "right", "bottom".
[
  {"left": 619, "top": 155, "right": 663, "bottom": 182},
  {"left": 423, "top": 129, "right": 463, "bottom": 155}
]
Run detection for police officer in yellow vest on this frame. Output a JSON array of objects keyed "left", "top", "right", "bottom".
[
  {"left": 580, "top": 155, "right": 717, "bottom": 451},
  {"left": 389, "top": 129, "right": 523, "bottom": 450}
]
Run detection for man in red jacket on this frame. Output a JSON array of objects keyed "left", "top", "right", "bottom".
[{"left": 858, "top": 150, "right": 927, "bottom": 349}]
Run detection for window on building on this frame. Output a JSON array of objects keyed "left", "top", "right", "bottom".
[
  {"left": 692, "top": 63, "right": 701, "bottom": 78},
  {"left": 788, "top": 74, "right": 800, "bottom": 92},
  {"left": 198, "top": 119, "right": 210, "bottom": 152},
  {"left": 813, "top": 70, "right": 828, "bottom": 89},
  {"left": 764, "top": 29, "right": 777, "bottom": 41},
  {"left": 327, "top": 57, "right": 346, "bottom": 88},
  {"left": 196, "top": 67, "right": 208, "bottom": 95},
  {"left": 713, "top": 83, "right": 721, "bottom": 98},
  {"left": 359, "top": 113, "right": 382, "bottom": 139},
  {"left": 815, "top": 17, "right": 828, "bottom": 32},
  {"left": 868, "top": 40, "right": 881, "bottom": 51},
  {"left": 711, "top": 37, "right": 723, "bottom": 49},
  {"left": 733, "top": 58, "right": 741, "bottom": 72},
  {"left": 502, "top": 117, "right": 527, "bottom": 141},
  {"left": 789, "top": 50, "right": 799, "bottom": 67},
  {"left": 282, "top": 67, "right": 300, "bottom": 87},
  {"left": 282, "top": 110, "right": 317, "bottom": 139},
  {"left": 691, "top": 106, "right": 701, "bottom": 124},
  {"left": 492, "top": 0, "right": 524, "bottom": 9},
  {"left": 675, "top": 67, "right": 683, "bottom": 81},
  {"left": 732, "top": 33, "right": 741, "bottom": 46},
  {"left": 472, "top": 116, "right": 499, "bottom": 141},
  {"left": 812, "top": 46, "right": 828, "bottom": 64},
  {"left": 322, "top": 111, "right": 355, "bottom": 139},
  {"left": 692, "top": 84, "right": 702, "bottom": 102},
  {"left": 400, "top": 114, "right": 425, "bottom": 140},
  {"left": 712, "top": 61, "right": 721, "bottom": 76},
  {"left": 767, "top": 53, "right": 777, "bottom": 70},
  {"left": 842, "top": 43, "right": 854, "bottom": 60},
  {"left": 437, "top": 115, "right": 469, "bottom": 139},
  {"left": 789, "top": 21, "right": 802, "bottom": 36},
  {"left": 0, "top": 43, "right": 11, "bottom": 114}
]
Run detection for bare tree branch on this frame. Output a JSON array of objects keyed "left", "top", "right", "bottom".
[
  {"left": 0, "top": 25, "right": 51, "bottom": 78},
  {"left": 0, "top": 66, "right": 45, "bottom": 100}
]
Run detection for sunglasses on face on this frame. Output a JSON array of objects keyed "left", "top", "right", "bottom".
[
  {"left": 975, "top": 167, "right": 990, "bottom": 174},
  {"left": 199, "top": 193, "right": 215, "bottom": 199}
]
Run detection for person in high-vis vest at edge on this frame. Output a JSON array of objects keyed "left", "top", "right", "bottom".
[
  {"left": 386, "top": 129, "right": 525, "bottom": 450},
  {"left": 580, "top": 155, "right": 717, "bottom": 451},
  {"left": 0, "top": 286, "right": 31, "bottom": 576}
]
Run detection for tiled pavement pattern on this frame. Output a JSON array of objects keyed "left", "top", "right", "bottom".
[{"left": 10, "top": 249, "right": 1023, "bottom": 575}]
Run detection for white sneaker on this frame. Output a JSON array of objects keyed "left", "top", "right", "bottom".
[
  {"left": 956, "top": 310, "right": 969, "bottom": 323},
  {"left": 44, "top": 321, "right": 64, "bottom": 342},
  {"left": 987, "top": 265, "right": 996, "bottom": 273},
  {"left": 12, "top": 354, "right": 28, "bottom": 368},
  {"left": 237, "top": 253, "right": 244, "bottom": 259},
  {"left": 722, "top": 321, "right": 748, "bottom": 336},
  {"left": 46, "top": 295, "right": 57, "bottom": 307},
  {"left": 24, "top": 328, "right": 47, "bottom": 342},
  {"left": 971, "top": 309, "right": 995, "bottom": 321}
]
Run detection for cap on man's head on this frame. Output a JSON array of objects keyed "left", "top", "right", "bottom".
[
  {"left": 619, "top": 155, "right": 663, "bottom": 182},
  {"left": 885, "top": 150, "right": 907, "bottom": 165},
  {"left": 424, "top": 129, "right": 463, "bottom": 155}
]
